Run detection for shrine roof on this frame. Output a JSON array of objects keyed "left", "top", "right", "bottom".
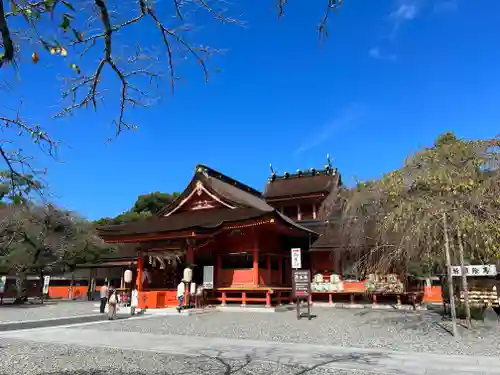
[
  {"left": 264, "top": 169, "right": 341, "bottom": 200},
  {"left": 156, "top": 164, "right": 269, "bottom": 216},
  {"left": 98, "top": 207, "right": 267, "bottom": 239},
  {"left": 98, "top": 164, "right": 319, "bottom": 241},
  {"left": 297, "top": 220, "right": 344, "bottom": 251}
]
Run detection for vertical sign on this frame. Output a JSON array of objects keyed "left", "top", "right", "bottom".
[
  {"left": 292, "top": 269, "right": 311, "bottom": 298},
  {"left": 42, "top": 276, "right": 50, "bottom": 295},
  {"left": 291, "top": 248, "right": 302, "bottom": 269},
  {"left": 292, "top": 269, "right": 312, "bottom": 320},
  {"left": 0, "top": 276, "right": 6, "bottom": 294},
  {"left": 203, "top": 266, "right": 214, "bottom": 289}
]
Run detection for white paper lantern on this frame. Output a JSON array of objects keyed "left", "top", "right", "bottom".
[
  {"left": 124, "top": 269, "right": 133, "bottom": 283},
  {"left": 183, "top": 267, "right": 193, "bottom": 282}
]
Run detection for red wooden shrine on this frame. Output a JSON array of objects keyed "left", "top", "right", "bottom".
[{"left": 97, "top": 165, "right": 318, "bottom": 308}]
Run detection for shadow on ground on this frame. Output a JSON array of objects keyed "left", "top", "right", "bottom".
[{"left": 0, "top": 351, "right": 389, "bottom": 375}]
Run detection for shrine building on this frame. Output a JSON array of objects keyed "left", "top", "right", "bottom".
[{"left": 97, "top": 164, "right": 326, "bottom": 308}]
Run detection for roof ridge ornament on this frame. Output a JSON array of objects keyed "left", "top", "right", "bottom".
[{"left": 195, "top": 180, "right": 204, "bottom": 196}]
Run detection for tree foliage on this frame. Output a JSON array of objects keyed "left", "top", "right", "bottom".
[
  {"left": 0, "top": 0, "right": 343, "bottom": 197},
  {"left": 95, "top": 191, "right": 179, "bottom": 225},
  {"left": 339, "top": 132, "right": 500, "bottom": 275},
  {"left": 0, "top": 203, "right": 113, "bottom": 275}
]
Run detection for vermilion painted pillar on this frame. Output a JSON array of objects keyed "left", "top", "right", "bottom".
[
  {"left": 216, "top": 253, "right": 222, "bottom": 286},
  {"left": 253, "top": 249, "right": 259, "bottom": 286},
  {"left": 137, "top": 253, "right": 144, "bottom": 292},
  {"left": 277, "top": 255, "right": 283, "bottom": 286},
  {"left": 266, "top": 255, "right": 271, "bottom": 286},
  {"left": 186, "top": 246, "right": 194, "bottom": 264}
]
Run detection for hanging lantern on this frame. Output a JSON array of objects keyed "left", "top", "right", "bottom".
[
  {"left": 124, "top": 269, "right": 133, "bottom": 283},
  {"left": 183, "top": 267, "right": 193, "bottom": 282}
]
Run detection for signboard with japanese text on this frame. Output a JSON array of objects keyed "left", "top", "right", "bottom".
[
  {"left": 291, "top": 248, "right": 302, "bottom": 269},
  {"left": 451, "top": 264, "right": 497, "bottom": 277},
  {"left": 203, "top": 266, "right": 214, "bottom": 289},
  {"left": 292, "top": 269, "right": 311, "bottom": 298}
]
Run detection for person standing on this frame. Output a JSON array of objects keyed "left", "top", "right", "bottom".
[
  {"left": 195, "top": 284, "right": 204, "bottom": 309},
  {"left": 130, "top": 286, "right": 138, "bottom": 316},
  {"left": 177, "top": 280, "right": 185, "bottom": 313},
  {"left": 108, "top": 288, "right": 118, "bottom": 320},
  {"left": 99, "top": 283, "right": 109, "bottom": 313}
]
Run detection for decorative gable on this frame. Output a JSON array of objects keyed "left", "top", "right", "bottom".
[{"left": 165, "top": 180, "right": 235, "bottom": 216}]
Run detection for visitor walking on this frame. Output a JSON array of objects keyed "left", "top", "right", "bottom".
[
  {"left": 108, "top": 288, "right": 118, "bottom": 320},
  {"left": 130, "top": 286, "right": 138, "bottom": 316},
  {"left": 99, "top": 283, "right": 109, "bottom": 313},
  {"left": 177, "top": 279, "right": 185, "bottom": 313}
]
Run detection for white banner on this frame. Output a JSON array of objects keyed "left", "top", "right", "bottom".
[
  {"left": 291, "top": 248, "right": 302, "bottom": 269},
  {"left": 42, "top": 276, "right": 51, "bottom": 294},
  {"left": 451, "top": 264, "right": 497, "bottom": 277},
  {"left": 0, "top": 276, "right": 6, "bottom": 294}
]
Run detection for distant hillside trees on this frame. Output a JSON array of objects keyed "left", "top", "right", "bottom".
[
  {"left": 0, "top": 173, "right": 113, "bottom": 301},
  {"left": 95, "top": 192, "right": 180, "bottom": 226}
]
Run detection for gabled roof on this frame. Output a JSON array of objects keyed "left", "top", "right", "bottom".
[
  {"left": 264, "top": 169, "right": 341, "bottom": 200},
  {"left": 98, "top": 207, "right": 266, "bottom": 239},
  {"left": 98, "top": 164, "right": 318, "bottom": 241},
  {"left": 157, "top": 165, "right": 268, "bottom": 216}
]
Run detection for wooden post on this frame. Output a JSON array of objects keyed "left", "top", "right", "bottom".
[
  {"left": 253, "top": 249, "right": 259, "bottom": 287},
  {"left": 137, "top": 253, "right": 144, "bottom": 292},
  {"left": 265, "top": 291, "right": 271, "bottom": 308},
  {"left": 266, "top": 254, "right": 271, "bottom": 286},
  {"left": 186, "top": 245, "right": 194, "bottom": 264},
  {"left": 443, "top": 212, "right": 459, "bottom": 338},
  {"left": 277, "top": 255, "right": 283, "bottom": 286},
  {"left": 457, "top": 223, "right": 471, "bottom": 329},
  {"left": 216, "top": 253, "right": 222, "bottom": 287}
]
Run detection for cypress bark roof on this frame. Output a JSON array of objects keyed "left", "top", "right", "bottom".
[
  {"left": 97, "top": 164, "right": 318, "bottom": 240},
  {"left": 264, "top": 169, "right": 341, "bottom": 200}
]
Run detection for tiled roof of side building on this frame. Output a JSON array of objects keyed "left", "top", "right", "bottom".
[{"left": 264, "top": 169, "right": 341, "bottom": 200}]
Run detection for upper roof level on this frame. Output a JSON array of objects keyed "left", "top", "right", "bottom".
[
  {"left": 98, "top": 164, "right": 318, "bottom": 242},
  {"left": 264, "top": 165, "right": 342, "bottom": 202}
]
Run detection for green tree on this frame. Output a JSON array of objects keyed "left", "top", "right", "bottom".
[
  {"left": 0, "top": 171, "right": 42, "bottom": 205},
  {"left": 0, "top": 203, "right": 112, "bottom": 301},
  {"left": 95, "top": 191, "right": 179, "bottom": 225},
  {"left": 339, "top": 133, "right": 500, "bottom": 333}
]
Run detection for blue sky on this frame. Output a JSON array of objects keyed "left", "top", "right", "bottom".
[{"left": 2, "top": 0, "right": 500, "bottom": 220}]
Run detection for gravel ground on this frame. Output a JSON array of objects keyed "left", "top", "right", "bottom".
[
  {"left": 0, "top": 338, "right": 376, "bottom": 375},
  {"left": 0, "top": 301, "right": 97, "bottom": 323},
  {"left": 80, "top": 308, "right": 500, "bottom": 356}
]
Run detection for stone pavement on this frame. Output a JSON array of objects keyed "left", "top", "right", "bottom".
[{"left": 1, "top": 324, "right": 499, "bottom": 375}]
